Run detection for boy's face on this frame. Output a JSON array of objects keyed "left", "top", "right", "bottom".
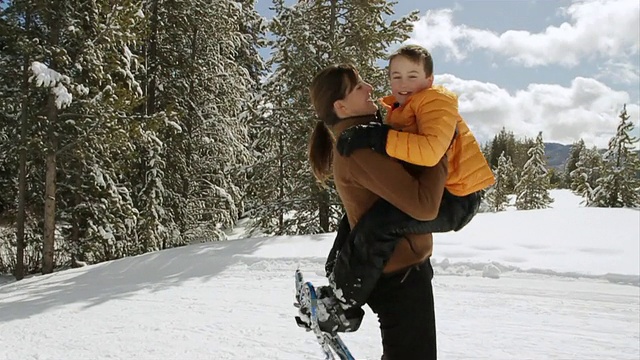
[{"left": 389, "top": 55, "right": 433, "bottom": 105}]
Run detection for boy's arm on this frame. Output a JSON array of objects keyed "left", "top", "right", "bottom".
[{"left": 385, "top": 93, "right": 459, "bottom": 167}]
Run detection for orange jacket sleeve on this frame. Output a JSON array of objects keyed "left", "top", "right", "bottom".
[{"left": 385, "top": 90, "right": 459, "bottom": 167}]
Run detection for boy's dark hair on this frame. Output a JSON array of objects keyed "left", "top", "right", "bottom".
[{"left": 389, "top": 45, "right": 433, "bottom": 77}]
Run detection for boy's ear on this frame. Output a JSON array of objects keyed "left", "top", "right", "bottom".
[{"left": 426, "top": 74, "right": 434, "bottom": 87}]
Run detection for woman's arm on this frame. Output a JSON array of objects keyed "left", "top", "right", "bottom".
[{"left": 348, "top": 150, "right": 448, "bottom": 221}]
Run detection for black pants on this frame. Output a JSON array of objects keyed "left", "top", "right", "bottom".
[
  {"left": 367, "top": 260, "right": 437, "bottom": 360},
  {"left": 403, "top": 190, "right": 481, "bottom": 234}
]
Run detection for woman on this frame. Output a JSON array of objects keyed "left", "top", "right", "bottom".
[{"left": 307, "top": 63, "right": 448, "bottom": 360}]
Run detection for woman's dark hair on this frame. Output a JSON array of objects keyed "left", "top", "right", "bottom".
[{"left": 308, "top": 63, "right": 359, "bottom": 184}]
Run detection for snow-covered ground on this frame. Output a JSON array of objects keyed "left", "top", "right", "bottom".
[{"left": 1, "top": 190, "right": 639, "bottom": 359}]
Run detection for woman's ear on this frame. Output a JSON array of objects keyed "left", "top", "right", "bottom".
[{"left": 333, "top": 99, "right": 346, "bottom": 117}]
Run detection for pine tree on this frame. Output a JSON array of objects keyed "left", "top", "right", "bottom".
[
  {"left": 487, "top": 127, "right": 517, "bottom": 168},
  {"left": 0, "top": 0, "right": 145, "bottom": 273},
  {"left": 249, "top": 0, "right": 417, "bottom": 235},
  {"left": 591, "top": 105, "right": 640, "bottom": 208},
  {"left": 515, "top": 132, "right": 553, "bottom": 210},
  {"left": 485, "top": 127, "right": 534, "bottom": 185},
  {"left": 0, "top": 0, "right": 269, "bottom": 276},
  {"left": 570, "top": 146, "right": 603, "bottom": 206},
  {"left": 0, "top": 0, "right": 45, "bottom": 277},
  {"left": 514, "top": 136, "right": 536, "bottom": 173},
  {"left": 548, "top": 168, "right": 563, "bottom": 189},
  {"left": 564, "top": 139, "right": 585, "bottom": 190},
  {"left": 58, "top": 0, "right": 144, "bottom": 263},
  {"left": 485, "top": 151, "right": 513, "bottom": 212},
  {"left": 130, "top": 0, "right": 266, "bottom": 247}
]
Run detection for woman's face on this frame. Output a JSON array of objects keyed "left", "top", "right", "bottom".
[{"left": 335, "top": 77, "right": 378, "bottom": 118}]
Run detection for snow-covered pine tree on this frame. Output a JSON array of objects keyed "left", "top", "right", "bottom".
[
  {"left": 132, "top": 0, "right": 266, "bottom": 247},
  {"left": 0, "top": 0, "right": 145, "bottom": 273},
  {"left": 52, "top": 0, "right": 145, "bottom": 263},
  {"left": 514, "top": 137, "right": 535, "bottom": 176},
  {"left": 128, "top": 0, "right": 187, "bottom": 252},
  {"left": 485, "top": 127, "right": 532, "bottom": 191},
  {"left": 0, "top": 125, "right": 8, "bottom": 218},
  {"left": 515, "top": 132, "right": 553, "bottom": 210},
  {"left": 249, "top": 0, "right": 418, "bottom": 235},
  {"left": 564, "top": 139, "right": 585, "bottom": 190},
  {"left": 0, "top": 11, "right": 17, "bottom": 215},
  {"left": 189, "top": 0, "right": 267, "bottom": 240},
  {"left": 1, "top": 0, "right": 268, "bottom": 275},
  {"left": 570, "top": 146, "right": 604, "bottom": 206},
  {"left": 486, "top": 151, "right": 513, "bottom": 212},
  {"left": 0, "top": 1, "right": 46, "bottom": 277},
  {"left": 0, "top": 6, "right": 17, "bottom": 243},
  {"left": 487, "top": 127, "right": 517, "bottom": 168},
  {"left": 591, "top": 105, "right": 640, "bottom": 208}
]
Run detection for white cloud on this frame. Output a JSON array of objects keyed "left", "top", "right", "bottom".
[
  {"left": 595, "top": 60, "right": 640, "bottom": 84},
  {"left": 436, "top": 74, "right": 639, "bottom": 148},
  {"left": 409, "top": 9, "right": 469, "bottom": 62},
  {"left": 410, "top": 0, "right": 639, "bottom": 67}
]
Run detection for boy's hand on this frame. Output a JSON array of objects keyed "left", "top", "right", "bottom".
[{"left": 337, "top": 122, "right": 390, "bottom": 157}]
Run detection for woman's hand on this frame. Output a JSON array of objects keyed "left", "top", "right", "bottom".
[{"left": 337, "top": 122, "right": 390, "bottom": 157}]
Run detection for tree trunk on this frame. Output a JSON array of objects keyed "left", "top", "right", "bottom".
[
  {"left": 329, "top": 0, "right": 337, "bottom": 56},
  {"left": 42, "top": 98, "right": 58, "bottom": 274},
  {"left": 314, "top": 0, "right": 338, "bottom": 234},
  {"left": 318, "top": 189, "right": 330, "bottom": 233},
  {"left": 142, "top": 0, "right": 160, "bottom": 252},
  {"left": 15, "top": 8, "right": 32, "bottom": 281},
  {"left": 181, "top": 25, "right": 198, "bottom": 239},
  {"left": 71, "top": 169, "right": 82, "bottom": 265},
  {"left": 147, "top": 0, "right": 159, "bottom": 115},
  {"left": 278, "top": 117, "right": 285, "bottom": 234},
  {"left": 42, "top": 7, "right": 60, "bottom": 275}
]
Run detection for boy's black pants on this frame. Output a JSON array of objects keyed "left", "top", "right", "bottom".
[
  {"left": 421, "top": 189, "right": 481, "bottom": 233},
  {"left": 367, "top": 260, "right": 437, "bottom": 360}
]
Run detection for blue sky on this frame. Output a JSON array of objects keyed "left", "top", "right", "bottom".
[{"left": 255, "top": 0, "right": 640, "bottom": 148}]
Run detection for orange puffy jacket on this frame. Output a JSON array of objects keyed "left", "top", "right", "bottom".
[{"left": 381, "top": 85, "right": 495, "bottom": 196}]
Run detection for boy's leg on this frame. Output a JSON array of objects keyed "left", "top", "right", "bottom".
[
  {"left": 367, "top": 260, "right": 437, "bottom": 360},
  {"left": 400, "top": 190, "right": 482, "bottom": 234},
  {"left": 453, "top": 191, "right": 481, "bottom": 231},
  {"left": 397, "top": 190, "right": 464, "bottom": 234}
]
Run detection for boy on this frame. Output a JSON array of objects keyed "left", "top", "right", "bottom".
[{"left": 337, "top": 44, "right": 495, "bottom": 232}]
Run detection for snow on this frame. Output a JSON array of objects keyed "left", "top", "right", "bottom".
[
  {"left": 434, "top": 207, "right": 639, "bottom": 280},
  {"left": 547, "top": 188, "right": 584, "bottom": 208},
  {"left": 30, "top": 61, "right": 73, "bottom": 109},
  {"left": 1, "top": 190, "right": 639, "bottom": 359}
]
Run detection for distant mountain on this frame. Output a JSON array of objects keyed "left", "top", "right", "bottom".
[
  {"left": 543, "top": 142, "right": 640, "bottom": 171},
  {"left": 544, "top": 142, "right": 572, "bottom": 170}
]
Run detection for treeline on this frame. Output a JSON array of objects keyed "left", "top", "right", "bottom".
[
  {"left": 0, "top": 0, "right": 418, "bottom": 277},
  {"left": 482, "top": 105, "right": 639, "bottom": 211},
  {"left": 1, "top": 0, "right": 637, "bottom": 279}
]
